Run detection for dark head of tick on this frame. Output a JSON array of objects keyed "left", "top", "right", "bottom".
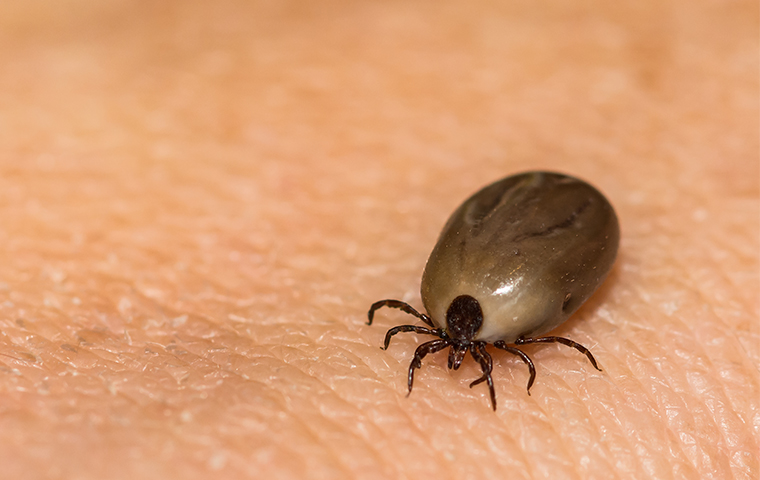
[{"left": 444, "top": 295, "right": 483, "bottom": 370}]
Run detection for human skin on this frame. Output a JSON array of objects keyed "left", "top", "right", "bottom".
[{"left": 0, "top": 1, "right": 757, "bottom": 479}]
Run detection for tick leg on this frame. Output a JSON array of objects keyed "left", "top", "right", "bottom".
[
  {"left": 383, "top": 325, "right": 443, "bottom": 350},
  {"left": 469, "top": 342, "right": 496, "bottom": 411},
  {"left": 368, "top": 299, "right": 434, "bottom": 327},
  {"left": 515, "top": 336, "right": 602, "bottom": 372},
  {"left": 468, "top": 344, "right": 492, "bottom": 386},
  {"left": 407, "top": 339, "right": 450, "bottom": 395},
  {"left": 494, "top": 341, "right": 536, "bottom": 395}
]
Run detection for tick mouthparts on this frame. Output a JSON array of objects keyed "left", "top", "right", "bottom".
[{"left": 448, "top": 344, "right": 468, "bottom": 370}]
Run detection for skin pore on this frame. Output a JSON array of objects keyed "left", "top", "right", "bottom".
[{"left": 0, "top": 1, "right": 757, "bottom": 479}]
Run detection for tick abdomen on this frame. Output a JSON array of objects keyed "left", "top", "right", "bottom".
[{"left": 421, "top": 171, "right": 619, "bottom": 343}]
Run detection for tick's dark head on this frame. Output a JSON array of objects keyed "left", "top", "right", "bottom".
[
  {"left": 445, "top": 295, "right": 483, "bottom": 369},
  {"left": 446, "top": 295, "right": 484, "bottom": 340}
]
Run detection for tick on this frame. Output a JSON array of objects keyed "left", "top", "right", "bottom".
[{"left": 368, "top": 171, "right": 619, "bottom": 410}]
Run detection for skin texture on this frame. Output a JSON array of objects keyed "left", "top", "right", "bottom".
[{"left": 0, "top": 1, "right": 757, "bottom": 479}]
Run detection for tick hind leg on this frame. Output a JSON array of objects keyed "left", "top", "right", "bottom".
[
  {"left": 493, "top": 341, "right": 537, "bottom": 395},
  {"left": 469, "top": 342, "right": 496, "bottom": 410},
  {"left": 367, "top": 299, "right": 434, "bottom": 327},
  {"left": 515, "top": 336, "right": 602, "bottom": 372}
]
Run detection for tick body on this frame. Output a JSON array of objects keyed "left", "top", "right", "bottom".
[{"left": 368, "top": 171, "right": 619, "bottom": 410}]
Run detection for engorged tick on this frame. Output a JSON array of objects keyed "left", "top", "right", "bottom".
[{"left": 367, "top": 171, "right": 620, "bottom": 410}]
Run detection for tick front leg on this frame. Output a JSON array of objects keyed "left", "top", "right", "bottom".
[
  {"left": 515, "top": 336, "right": 602, "bottom": 371},
  {"left": 493, "top": 341, "right": 536, "bottom": 395},
  {"left": 382, "top": 325, "right": 443, "bottom": 350},
  {"left": 469, "top": 342, "right": 496, "bottom": 411},
  {"left": 407, "top": 339, "right": 450, "bottom": 395},
  {"left": 367, "top": 299, "right": 434, "bottom": 327}
]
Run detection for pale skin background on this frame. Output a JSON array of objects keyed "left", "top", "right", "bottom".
[{"left": 0, "top": 1, "right": 757, "bottom": 479}]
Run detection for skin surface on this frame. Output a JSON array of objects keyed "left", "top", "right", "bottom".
[
  {"left": 420, "top": 171, "right": 620, "bottom": 343},
  {"left": 0, "top": 1, "right": 757, "bottom": 479}
]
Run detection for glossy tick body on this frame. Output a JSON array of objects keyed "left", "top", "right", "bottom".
[{"left": 368, "top": 171, "right": 620, "bottom": 410}]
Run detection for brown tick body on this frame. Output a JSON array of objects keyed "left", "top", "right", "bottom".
[{"left": 368, "top": 171, "right": 620, "bottom": 410}]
